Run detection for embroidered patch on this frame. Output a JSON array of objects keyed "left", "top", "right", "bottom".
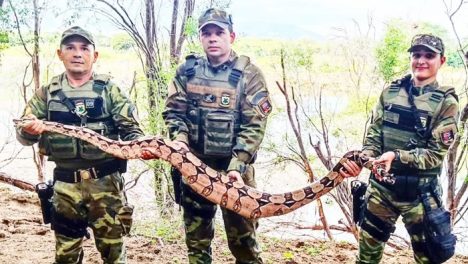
[
  {"left": 85, "top": 99, "right": 95, "bottom": 108},
  {"left": 258, "top": 97, "right": 272, "bottom": 116},
  {"left": 420, "top": 116, "right": 428, "bottom": 128},
  {"left": 220, "top": 94, "right": 231, "bottom": 106},
  {"left": 74, "top": 100, "right": 87, "bottom": 116},
  {"left": 203, "top": 94, "right": 216, "bottom": 103},
  {"left": 440, "top": 129, "right": 455, "bottom": 146}
]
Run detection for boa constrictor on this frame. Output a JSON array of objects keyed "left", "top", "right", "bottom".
[{"left": 14, "top": 119, "right": 394, "bottom": 219}]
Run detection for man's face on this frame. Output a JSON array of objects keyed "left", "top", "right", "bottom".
[
  {"left": 57, "top": 36, "right": 98, "bottom": 76},
  {"left": 199, "top": 24, "right": 235, "bottom": 64},
  {"left": 410, "top": 48, "right": 445, "bottom": 83}
]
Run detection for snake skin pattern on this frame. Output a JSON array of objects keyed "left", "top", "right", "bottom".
[{"left": 14, "top": 119, "right": 393, "bottom": 219}]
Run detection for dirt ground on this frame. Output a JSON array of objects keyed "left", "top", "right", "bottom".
[{"left": 0, "top": 184, "right": 467, "bottom": 264}]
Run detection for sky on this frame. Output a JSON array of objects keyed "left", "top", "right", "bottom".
[
  {"left": 228, "top": 0, "right": 468, "bottom": 40},
  {"left": 40, "top": 0, "right": 468, "bottom": 41}
]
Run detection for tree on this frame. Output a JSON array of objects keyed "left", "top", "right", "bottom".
[
  {"left": 375, "top": 20, "right": 409, "bottom": 83},
  {"left": 3, "top": 0, "right": 48, "bottom": 181},
  {"left": 170, "top": 0, "right": 196, "bottom": 66},
  {"left": 441, "top": 0, "right": 468, "bottom": 228}
]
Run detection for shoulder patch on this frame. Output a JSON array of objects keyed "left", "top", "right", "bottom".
[
  {"left": 438, "top": 123, "right": 457, "bottom": 146},
  {"left": 258, "top": 97, "right": 272, "bottom": 116}
]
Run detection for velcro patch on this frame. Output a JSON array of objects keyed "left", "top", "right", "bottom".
[
  {"left": 383, "top": 111, "right": 399, "bottom": 124},
  {"left": 258, "top": 97, "right": 272, "bottom": 116},
  {"left": 440, "top": 129, "right": 455, "bottom": 146},
  {"left": 85, "top": 99, "right": 95, "bottom": 108}
]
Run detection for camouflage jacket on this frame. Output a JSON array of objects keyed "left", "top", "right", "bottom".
[
  {"left": 363, "top": 78, "right": 459, "bottom": 172},
  {"left": 16, "top": 72, "right": 144, "bottom": 168},
  {"left": 163, "top": 51, "right": 272, "bottom": 172}
]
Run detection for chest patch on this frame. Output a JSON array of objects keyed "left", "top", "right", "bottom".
[
  {"left": 74, "top": 100, "right": 87, "bottom": 116},
  {"left": 85, "top": 99, "right": 95, "bottom": 108},
  {"left": 220, "top": 94, "right": 231, "bottom": 106},
  {"left": 383, "top": 111, "right": 399, "bottom": 124}
]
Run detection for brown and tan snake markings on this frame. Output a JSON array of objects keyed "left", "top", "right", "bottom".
[{"left": 13, "top": 118, "right": 394, "bottom": 219}]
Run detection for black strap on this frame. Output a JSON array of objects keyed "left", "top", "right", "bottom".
[
  {"left": 228, "top": 55, "right": 249, "bottom": 87},
  {"left": 184, "top": 54, "right": 198, "bottom": 78},
  {"left": 55, "top": 90, "right": 76, "bottom": 113},
  {"left": 54, "top": 90, "right": 88, "bottom": 126},
  {"left": 407, "top": 84, "right": 430, "bottom": 139}
]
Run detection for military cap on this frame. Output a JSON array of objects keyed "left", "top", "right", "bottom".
[
  {"left": 198, "top": 8, "right": 233, "bottom": 31},
  {"left": 407, "top": 34, "right": 444, "bottom": 54},
  {"left": 60, "top": 26, "right": 95, "bottom": 46}
]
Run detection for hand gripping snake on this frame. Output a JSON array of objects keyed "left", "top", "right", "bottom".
[{"left": 13, "top": 119, "right": 395, "bottom": 219}]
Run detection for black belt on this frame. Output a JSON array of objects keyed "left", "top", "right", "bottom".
[{"left": 54, "top": 160, "right": 121, "bottom": 183}]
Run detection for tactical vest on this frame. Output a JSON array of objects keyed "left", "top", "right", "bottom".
[
  {"left": 382, "top": 79, "right": 455, "bottom": 176},
  {"left": 38, "top": 74, "right": 117, "bottom": 161},
  {"left": 183, "top": 54, "right": 250, "bottom": 158}
]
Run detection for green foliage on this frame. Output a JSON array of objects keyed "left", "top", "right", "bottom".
[
  {"left": 184, "top": 16, "right": 198, "bottom": 38},
  {"left": 0, "top": 31, "right": 9, "bottom": 51},
  {"left": 133, "top": 218, "right": 183, "bottom": 242},
  {"left": 306, "top": 243, "right": 326, "bottom": 257},
  {"left": 282, "top": 251, "right": 295, "bottom": 260},
  {"left": 446, "top": 51, "right": 464, "bottom": 68},
  {"left": 111, "top": 33, "right": 134, "bottom": 51},
  {"left": 343, "top": 94, "right": 379, "bottom": 115},
  {"left": 375, "top": 21, "right": 409, "bottom": 82}
]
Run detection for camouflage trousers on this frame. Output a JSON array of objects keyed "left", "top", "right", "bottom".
[
  {"left": 356, "top": 182, "right": 441, "bottom": 264},
  {"left": 52, "top": 172, "right": 133, "bottom": 264},
  {"left": 181, "top": 162, "right": 263, "bottom": 264}
]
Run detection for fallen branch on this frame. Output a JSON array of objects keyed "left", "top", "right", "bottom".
[{"left": 0, "top": 172, "right": 35, "bottom": 192}]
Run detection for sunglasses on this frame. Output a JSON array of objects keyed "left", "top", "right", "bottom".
[{"left": 411, "top": 52, "right": 438, "bottom": 60}]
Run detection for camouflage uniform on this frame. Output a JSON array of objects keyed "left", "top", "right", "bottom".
[
  {"left": 163, "top": 9, "right": 272, "bottom": 264},
  {"left": 357, "top": 35, "right": 459, "bottom": 264},
  {"left": 16, "top": 27, "right": 143, "bottom": 264}
]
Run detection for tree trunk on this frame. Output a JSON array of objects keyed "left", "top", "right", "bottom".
[
  {"left": 448, "top": 104, "right": 468, "bottom": 222},
  {"left": 169, "top": 0, "right": 179, "bottom": 65},
  {"left": 0, "top": 172, "right": 35, "bottom": 192}
]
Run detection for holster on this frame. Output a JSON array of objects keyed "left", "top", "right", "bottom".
[
  {"left": 421, "top": 193, "right": 456, "bottom": 263},
  {"left": 35, "top": 181, "right": 54, "bottom": 224},
  {"left": 118, "top": 159, "right": 127, "bottom": 173},
  {"left": 351, "top": 180, "right": 368, "bottom": 226},
  {"left": 171, "top": 168, "right": 182, "bottom": 205}
]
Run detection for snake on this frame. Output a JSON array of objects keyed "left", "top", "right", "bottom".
[{"left": 13, "top": 118, "right": 394, "bottom": 219}]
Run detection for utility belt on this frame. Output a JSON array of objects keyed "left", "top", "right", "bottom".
[
  {"left": 372, "top": 173, "right": 438, "bottom": 202},
  {"left": 54, "top": 159, "right": 126, "bottom": 183}
]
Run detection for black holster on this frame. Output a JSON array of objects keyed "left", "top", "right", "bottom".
[
  {"left": 421, "top": 193, "right": 456, "bottom": 263},
  {"left": 171, "top": 168, "right": 182, "bottom": 205},
  {"left": 35, "top": 181, "right": 54, "bottom": 224},
  {"left": 351, "top": 180, "right": 368, "bottom": 226},
  {"left": 118, "top": 159, "right": 127, "bottom": 173}
]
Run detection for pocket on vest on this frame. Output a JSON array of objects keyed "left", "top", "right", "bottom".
[
  {"left": 203, "top": 111, "right": 234, "bottom": 156},
  {"left": 42, "top": 133, "right": 78, "bottom": 159}
]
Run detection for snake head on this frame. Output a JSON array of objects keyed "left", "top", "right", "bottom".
[{"left": 373, "top": 164, "right": 396, "bottom": 185}]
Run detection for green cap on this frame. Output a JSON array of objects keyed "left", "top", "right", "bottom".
[
  {"left": 198, "top": 8, "right": 233, "bottom": 31},
  {"left": 60, "top": 26, "right": 95, "bottom": 46},
  {"left": 408, "top": 34, "right": 444, "bottom": 54}
]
